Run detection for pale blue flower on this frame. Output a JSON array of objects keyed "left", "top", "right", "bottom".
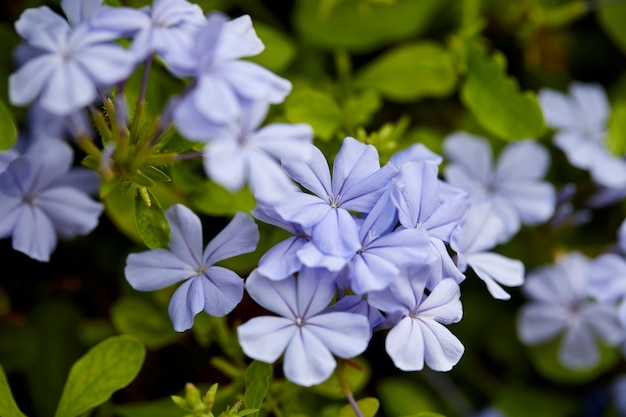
[
  {"left": 0, "top": 140, "right": 103, "bottom": 262},
  {"left": 276, "top": 136, "right": 397, "bottom": 271},
  {"left": 391, "top": 160, "right": 468, "bottom": 287},
  {"left": 539, "top": 82, "right": 626, "bottom": 189},
  {"left": 125, "top": 204, "right": 259, "bottom": 332},
  {"left": 171, "top": 12, "right": 290, "bottom": 127},
  {"left": 368, "top": 266, "right": 465, "bottom": 372},
  {"left": 444, "top": 132, "right": 556, "bottom": 241},
  {"left": 237, "top": 267, "right": 371, "bottom": 387},
  {"left": 182, "top": 99, "right": 314, "bottom": 203},
  {"left": 451, "top": 202, "right": 524, "bottom": 300},
  {"left": 9, "top": 0, "right": 136, "bottom": 116},
  {"left": 517, "top": 252, "right": 623, "bottom": 369},
  {"left": 89, "top": 0, "right": 205, "bottom": 64}
]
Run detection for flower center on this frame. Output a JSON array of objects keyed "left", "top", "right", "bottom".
[{"left": 328, "top": 193, "right": 343, "bottom": 208}]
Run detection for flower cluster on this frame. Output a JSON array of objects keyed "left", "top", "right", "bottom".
[{"left": 3, "top": 0, "right": 565, "bottom": 391}]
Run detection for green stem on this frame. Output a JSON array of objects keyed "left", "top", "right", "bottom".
[{"left": 338, "top": 360, "right": 364, "bottom": 417}]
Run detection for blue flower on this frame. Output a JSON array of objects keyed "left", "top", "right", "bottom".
[
  {"left": 9, "top": 0, "right": 136, "bottom": 115},
  {"left": 180, "top": 99, "right": 315, "bottom": 203},
  {"left": 125, "top": 204, "right": 259, "bottom": 332},
  {"left": 451, "top": 202, "right": 524, "bottom": 300},
  {"left": 89, "top": 0, "right": 205, "bottom": 64},
  {"left": 368, "top": 264, "right": 465, "bottom": 372},
  {"left": 391, "top": 160, "right": 468, "bottom": 287},
  {"left": 276, "top": 137, "right": 396, "bottom": 271},
  {"left": 0, "top": 140, "right": 103, "bottom": 262},
  {"left": 443, "top": 132, "right": 556, "bottom": 241},
  {"left": 539, "top": 82, "right": 626, "bottom": 189},
  {"left": 237, "top": 267, "right": 371, "bottom": 387},
  {"left": 171, "top": 12, "right": 290, "bottom": 127},
  {"left": 517, "top": 252, "right": 623, "bottom": 369}
]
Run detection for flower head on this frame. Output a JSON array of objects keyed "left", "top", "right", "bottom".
[{"left": 125, "top": 204, "right": 259, "bottom": 331}]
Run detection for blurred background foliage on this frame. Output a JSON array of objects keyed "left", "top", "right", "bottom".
[{"left": 2, "top": 0, "right": 626, "bottom": 416}]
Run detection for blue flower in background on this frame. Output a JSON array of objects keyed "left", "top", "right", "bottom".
[
  {"left": 539, "top": 82, "right": 626, "bottom": 189},
  {"left": 0, "top": 140, "right": 103, "bottom": 262},
  {"left": 517, "top": 252, "right": 623, "bottom": 369},
  {"left": 451, "top": 202, "right": 524, "bottom": 300},
  {"left": 171, "top": 12, "right": 290, "bottom": 127},
  {"left": 9, "top": 0, "right": 136, "bottom": 115},
  {"left": 368, "top": 264, "right": 465, "bottom": 372},
  {"left": 443, "top": 132, "right": 556, "bottom": 241},
  {"left": 89, "top": 0, "right": 205, "bottom": 64},
  {"left": 237, "top": 267, "right": 371, "bottom": 387},
  {"left": 125, "top": 204, "right": 259, "bottom": 332}
]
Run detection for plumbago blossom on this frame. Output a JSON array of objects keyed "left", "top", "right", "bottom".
[
  {"left": 9, "top": 0, "right": 136, "bottom": 116},
  {"left": 181, "top": 98, "right": 315, "bottom": 203},
  {"left": 539, "top": 82, "right": 626, "bottom": 189},
  {"left": 237, "top": 268, "right": 371, "bottom": 387},
  {"left": 451, "top": 202, "right": 524, "bottom": 300},
  {"left": 125, "top": 204, "right": 259, "bottom": 332},
  {"left": 517, "top": 252, "right": 623, "bottom": 369},
  {"left": 0, "top": 139, "right": 103, "bottom": 262},
  {"left": 443, "top": 132, "right": 556, "bottom": 241}
]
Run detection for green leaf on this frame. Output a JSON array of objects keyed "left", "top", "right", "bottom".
[
  {"left": 284, "top": 86, "right": 342, "bottom": 140},
  {"left": 110, "top": 296, "right": 181, "bottom": 349},
  {"left": 400, "top": 413, "right": 447, "bottom": 417},
  {"left": 244, "top": 361, "right": 273, "bottom": 416},
  {"left": 189, "top": 179, "right": 256, "bottom": 216},
  {"left": 342, "top": 89, "right": 382, "bottom": 129},
  {"left": 0, "top": 365, "right": 27, "bottom": 417},
  {"left": 293, "top": 0, "right": 448, "bottom": 52},
  {"left": 460, "top": 46, "right": 545, "bottom": 141},
  {"left": 0, "top": 99, "right": 17, "bottom": 150},
  {"left": 597, "top": 1, "right": 626, "bottom": 54},
  {"left": 312, "top": 357, "right": 370, "bottom": 399},
  {"left": 338, "top": 397, "right": 379, "bottom": 417},
  {"left": 606, "top": 100, "right": 626, "bottom": 156},
  {"left": 354, "top": 42, "right": 457, "bottom": 102},
  {"left": 54, "top": 335, "right": 146, "bottom": 417},
  {"left": 246, "top": 21, "right": 297, "bottom": 73},
  {"left": 139, "top": 165, "right": 171, "bottom": 183},
  {"left": 134, "top": 189, "right": 171, "bottom": 248},
  {"left": 377, "top": 377, "right": 444, "bottom": 417}
]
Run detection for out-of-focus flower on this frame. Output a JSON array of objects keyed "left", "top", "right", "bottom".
[
  {"left": 517, "top": 252, "right": 623, "bottom": 369},
  {"left": 0, "top": 140, "right": 103, "bottom": 261},
  {"left": 539, "top": 82, "right": 626, "bottom": 189},
  {"left": 444, "top": 132, "right": 555, "bottom": 241}
]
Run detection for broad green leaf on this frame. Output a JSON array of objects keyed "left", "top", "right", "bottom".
[
  {"left": 354, "top": 42, "right": 457, "bottom": 102},
  {"left": 342, "top": 89, "right": 382, "bottom": 129},
  {"left": 189, "top": 179, "right": 256, "bottom": 216},
  {"left": 460, "top": 47, "right": 545, "bottom": 141},
  {"left": 246, "top": 21, "right": 297, "bottom": 73},
  {"left": 607, "top": 100, "right": 626, "bottom": 156},
  {"left": 25, "top": 300, "right": 83, "bottom": 417},
  {"left": 494, "top": 387, "right": 581, "bottom": 417},
  {"left": 597, "top": 1, "right": 626, "bottom": 54},
  {"left": 0, "top": 365, "right": 27, "bottom": 417},
  {"left": 284, "top": 86, "right": 342, "bottom": 140},
  {"left": 135, "top": 188, "right": 171, "bottom": 249},
  {"left": 525, "top": 336, "right": 620, "bottom": 384},
  {"left": 312, "top": 357, "right": 371, "bottom": 399},
  {"left": 0, "top": 99, "right": 17, "bottom": 150},
  {"left": 377, "top": 377, "right": 444, "bottom": 417},
  {"left": 338, "top": 397, "right": 379, "bottom": 417},
  {"left": 110, "top": 296, "right": 181, "bottom": 349},
  {"left": 293, "top": 0, "right": 448, "bottom": 52},
  {"left": 54, "top": 335, "right": 146, "bottom": 417},
  {"left": 244, "top": 361, "right": 273, "bottom": 416}
]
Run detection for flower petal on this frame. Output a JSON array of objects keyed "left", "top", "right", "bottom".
[
  {"left": 237, "top": 316, "right": 296, "bottom": 362},
  {"left": 203, "top": 212, "right": 259, "bottom": 265},
  {"left": 283, "top": 327, "right": 336, "bottom": 386},
  {"left": 125, "top": 249, "right": 195, "bottom": 291}
]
